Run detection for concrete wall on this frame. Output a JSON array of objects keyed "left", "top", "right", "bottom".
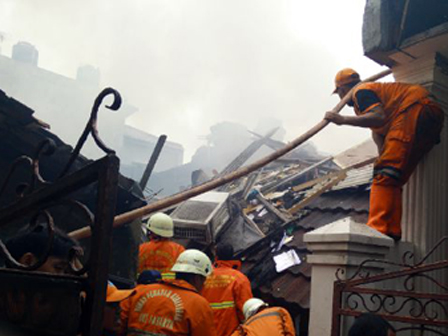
[{"left": 394, "top": 53, "right": 448, "bottom": 287}]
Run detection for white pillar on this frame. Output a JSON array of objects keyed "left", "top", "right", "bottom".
[
  {"left": 393, "top": 52, "right": 448, "bottom": 261},
  {"left": 304, "top": 217, "right": 394, "bottom": 336}
]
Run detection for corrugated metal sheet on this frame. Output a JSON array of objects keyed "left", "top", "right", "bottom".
[
  {"left": 296, "top": 210, "right": 368, "bottom": 230},
  {"left": 332, "top": 139, "right": 377, "bottom": 169},
  {"left": 331, "top": 164, "right": 373, "bottom": 191},
  {"left": 305, "top": 192, "right": 370, "bottom": 213},
  {"left": 403, "top": 121, "right": 448, "bottom": 259},
  {"left": 259, "top": 272, "right": 311, "bottom": 309},
  {"left": 287, "top": 262, "right": 311, "bottom": 277},
  {"left": 402, "top": 101, "right": 448, "bottom": 294},
  {"left": 395, "top": 65, "right": 448, "bottom": 260},
  {"left": 284, "top": 227, "right": 311, "bottom": 251}
]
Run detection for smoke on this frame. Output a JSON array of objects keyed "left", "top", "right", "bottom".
[{"left": 0, "top": 0, "right": 388, "bottom": 162}]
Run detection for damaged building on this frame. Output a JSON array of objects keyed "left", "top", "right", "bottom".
[
  {"left": 0, "top": 43, "right": 184, "bottom": 187},
  {"left": 1, "top": 1, "right": 448, "bottom": 335}
]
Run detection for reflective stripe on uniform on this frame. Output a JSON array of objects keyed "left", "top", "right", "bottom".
[
  {"left": 209, "top": 301, "right": 236, "bottom": 310},
  {"left": 162, "top": 272, "right": 175, "bottom": 280},
  {"left": 374, "top": 166, "right": 402, "bottom": 180}
]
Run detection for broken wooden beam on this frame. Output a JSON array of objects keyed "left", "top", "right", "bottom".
[
  {"left": 139, "top": 135, "right": 167, "bottom": 190},
  {"left": 255, "top": 192, "right": 291, "bottom": 223}
]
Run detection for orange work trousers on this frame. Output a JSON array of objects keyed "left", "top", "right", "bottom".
[{"left": 367, "top": 99, "right": 444, "bottom": 240}]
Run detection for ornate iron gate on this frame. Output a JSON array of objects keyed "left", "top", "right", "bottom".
[
  {"left": 0, "top": 88, "right": 122, "bottom": 336},
  {"left": 332, "top": 238, "right": 448, "bottom": 335}
]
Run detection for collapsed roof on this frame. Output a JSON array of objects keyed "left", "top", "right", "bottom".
[{"left": 239, "top": 163, "right": 372, "bottom": 311}]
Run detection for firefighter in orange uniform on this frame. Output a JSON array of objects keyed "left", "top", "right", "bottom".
[
  {"left": 201, "top": 243, "right": 253, "bottom": 336},
  {"left": 138, "top": 213, "right": 185, "bottom": 276},
  {"left": 104, "top": 282, "right": 135, "bottom": 336},
  {"left": 325, "top": 68, "right": 444, "bottom": 241},
  {"left": 121, "top": 249, "right": 217, "bottom": 336},
  {"left": 230, "top": 298, "right": 295, "bottom": 336}
]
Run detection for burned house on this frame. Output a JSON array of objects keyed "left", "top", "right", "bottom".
[{"left": 1, "top": 1, "right": 448, "bottom": 335}]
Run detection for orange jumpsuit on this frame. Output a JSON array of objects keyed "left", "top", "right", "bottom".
[
  {"left": 120, "top": 279, "right": 217, "bottom": 336},
  {"left": 230, "top": 307, "right": 295, "bottom": 336},
  {"left": 201, "top": 260, "right": 253, "bottom": 336},
  {"left": 352, "top": 82, "right": 444, "bottom": 239},
  {"left": 138, "top": 239, "right": 185, "bottom": 275}
]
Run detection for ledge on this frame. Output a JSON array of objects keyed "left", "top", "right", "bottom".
[{"left": 304, "top": 216, "right": 394, "bottom": 247}]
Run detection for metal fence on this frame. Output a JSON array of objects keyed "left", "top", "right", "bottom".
[{"left": 332, "top": 237, "right": 448, "bottom": 336}]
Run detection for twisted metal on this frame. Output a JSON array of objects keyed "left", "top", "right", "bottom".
[
  {"left": 0, "top": 139, "right": 56, "bottom": 202},
  {"left": 0, "top": 88, "right": 122, "bottom": 278},
  {"left": 0, "top": 210, "right": 55, "bottom": 270},
  {"left": 335, "top": 257, "right": 415, "bottom": 282},
  {"left": 0, "top": 156, "right": 33, "bottom": 200},
  {"left": 395, "top": 326, "right": 448, "bottom": 336},
  {"left": 402, "top": 249, "right": 415, "bottom": 266},
  {"left": 59, "top": 87, "right": 122, "bottom": 177},
  {"left": 30, "top": 139, "right": 56, "bottom": 189},
  {"left": 422, "top": 299, "right": 448, "bottom": 320},
  {"left": 344, "top": 292, "right": 447, "bottom": 321},
  {"left": 333, "top": 239, "right": 448, "bottom": 336},
  {"left": 60, "top": 200, "right": 94, "bottom": 275},
  {"left": 404, "top": 273, "right": 448, "bottom": 292},
  {"left": 335, "top": 237, "right": 448, "bottom": 283},
  {"left": 415, "top": 236, "right": 448, "bottom": 266},
  {"left": 336, "top": 266, "right": 371, "bottom": 281},
  {"left": 0, "top": 199, "right": 95, "bottom": 275},
  {"left": 345, "top": 292, "right": 383, "bottom": 313}
]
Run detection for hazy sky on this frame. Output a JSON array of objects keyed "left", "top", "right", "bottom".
[{"left": 0, "top": 0, "right": 391, "bottom": 161}]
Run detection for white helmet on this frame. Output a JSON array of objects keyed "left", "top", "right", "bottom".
[
  {"left": 171, "top": 249, "right": 212, "bottom": 277},
  {"left": 243, "top": 298, "right": 268, "bottom": 320},
  {"left": 146, "top": 213, "right": 174, "bottom": 238}
]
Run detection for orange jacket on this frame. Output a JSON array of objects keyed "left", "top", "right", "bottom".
[
  {"left": 352, "top": 82, "right": 431, "bottom": 136},
  {"left": 138, "top": 239, "right": 185, "bottom": 274},
  {"left": 201, "top": 260, "right": 253, "bottom": 336},
  {"left": 121, "top": 279, "right": 217, "bottom": 336},
  {"left": 230, "top": 307, "right": 295, "bottom": 336}
]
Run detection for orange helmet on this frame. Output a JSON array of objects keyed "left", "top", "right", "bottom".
[
  {"left": 333, "top": 68, "right": 360, "bottom": 94},
  {"left": 106, "top": 281, "right": 135, "bottom": 303}
]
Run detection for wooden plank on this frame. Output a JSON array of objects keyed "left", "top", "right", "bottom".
[
  {"left": 287, "top": 171, "right": 347, "bottom": 215},
  {"left": 255, "top": 193, "right": 290, "bottom": 223},
  {"left": 291, "top": 170, "right": 344, "bottom": 193}
]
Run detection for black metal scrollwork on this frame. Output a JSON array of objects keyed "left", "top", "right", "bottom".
[
  {"left": 415, "top": 236, "right": 448, "bottom": 266},
  {"left": 333, "top": 236, "right": 448, "bottom": 335},
  {"left": 59, "top": 87, "right": 122, "bottom": 178},
  {"left": 0, "top": 88, "right": 122, "bottom": 276},
  {"left": 0, "top": 139, "right": 56, "bottom": 202}
]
